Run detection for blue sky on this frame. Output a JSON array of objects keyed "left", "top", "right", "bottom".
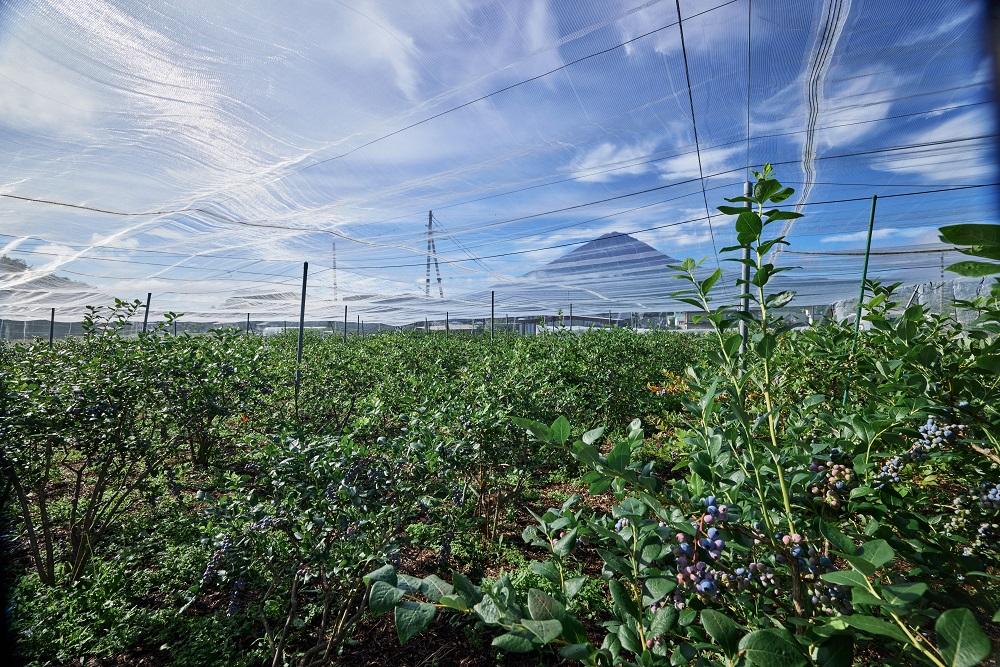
[{"left": 0, "top": 0, "right": 995, "bottom": 321}]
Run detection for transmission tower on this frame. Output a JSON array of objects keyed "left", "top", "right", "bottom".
[{"left": 425, "top": 210, "right": 444, "bottom": 298}]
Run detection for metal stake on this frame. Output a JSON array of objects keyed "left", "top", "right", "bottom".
[
  {"left": 295, "top": 262, "right": 308, "bottom": 403},
  {"left": 142, "top": 292, "right": 151, "bottom": 333},
  {"left": 843, "top": 194, "right": 878, "bottom": 405},
  {"left": 490, "top": 291, "right": 495, "bottom": 342},
  {"left": 739, "top": 180, "right": 752, "bottom": 355},
  {"left": 246, "top": 313, "right": 250, "bottom": 334},
  {"left": 49, "top": 307, "right": 55, "bottom": 346},
  {"left": 344, "top": 305, "right": 348, "bottom": 342},
  {"left": 446, "top": 311, "right": 450, "bottom": 335}
]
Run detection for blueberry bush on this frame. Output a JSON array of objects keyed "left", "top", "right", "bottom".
[{"left": 368, "top": 166, "right": 1000, "bottom": 666}]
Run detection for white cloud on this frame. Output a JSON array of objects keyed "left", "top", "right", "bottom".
[
  {"left": 820, "top": 227, "right": 934, "bottom": 244},
  {"left": 869, "top": 108, "right": 996, "bottom": 182},
  {"left": 567, "top": 140, "right": 659, "bottom": 182},
  {"left": 0, "top": 40, "right": 101, "bottom": 137},
  {"left": 658, "top": 144, "right": 742, "bottom": 181}
]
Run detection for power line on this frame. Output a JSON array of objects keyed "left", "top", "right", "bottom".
[
  {"left": 337, "top": 183, "right": 997, "bottom": 270},
  {"left": 295, "top": 0, "right": 741, "bottom": 172},
  {"left": 673, "top": 0, "right": 721, "bottom": 284}
]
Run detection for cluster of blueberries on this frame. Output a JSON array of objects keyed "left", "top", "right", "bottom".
[
  {"left": 200, "top": 534, "right": 232, "bottom": 587},
  {"left": 808, "top": 450, "right": 855, "bottom": 509},
  {"left": 946, "top": 482, "right": 1000, "bottom": 556},
  {"left": 670, "top": 497, "right": 735, "bottom": 597},
  {"left": 226, "top": 577, "right": 246, "bottom": 616},
  {"left": 875, "top": 417, "right": 965, "bottom": 489}
]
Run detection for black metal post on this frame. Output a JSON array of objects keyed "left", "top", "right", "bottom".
[
  {"left": 141, "top": 292, "right": 151, "bottom": 333},
  {"left": 173, "top": 320, "right": 177, "bottom": 336},
  {"left": 357, "top": 315, "right": 360, "bottom": 335},
  {"left": 569, "top": 304, "right": 573, "bottom": 330},
  {"left": 843, "top": 194, "right": 879, "bottom": 405},
  {"left": 295, "top": 262, "right": 308, "bottom": 403},
  {"left": 49, "top": 307, "right": 54, "bottom": 346},
  {"left": 608, "top": 311, "right": 612, "bottom": 329},
  {"left": 490, "top": 291, "right": 495, "bottom": 342},
  {"left": 446, "top": 311, "right": 449, "bottom": 335},
  {"left": 344, "top": 305, "right": 348, "bottom": 342},
  {"left": 246, "top": 313, "right": 250, "bottom": 334}
]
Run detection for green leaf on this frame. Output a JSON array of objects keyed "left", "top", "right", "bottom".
[
  {"left": 582, "top": 426, "right": 605, "bottom": 445},
  {"left": 609, "top": 579, "right": 640, "bottom": 620},
  {"left": 364, "top": 564, "right": 397, "bottom": 586},
  {"left": 560, "top": 643, "right": 591, "bottom": 660},
  {"left": 529, "top": 560, "right": 560, "bottom": 584},
  {"left": 511, "top": 416, "right": 550, "bottom": 442},
  {"left": 719, "top": 204, "right": 752, "bottom": 215},
  {"left": 422, "top": 574, "right": 453, "bottom": 602},
  {"left": 821, "top": 570, "right": 870, "bottom": 588},
  {"left": 936, "top": 608, "right": 991, "bottom": 667},
  {"left": 946, "top": 260, "right": 1000, "bottom": 277},
  {"left": 939, "top": 223, "right": 1000, "bottom": 246},
  {"left": 700, "top": 609, "right": 742, "bottom": 656},
  {"left": 651, "top": 606, "right": 678, "bottom": 635},
  {"left": 527, "top": 589, "right": 565, "bottom": 621},
  {"left": 492, "top": 632, "right": 534, "bottom": 653},
  {"left": 473, "top": 596, "right": 502, "bottom": 624},
  {"left": 394, "top": 600, "right": 436, "bottom": 644},
  {"left": 839, "top": 615, "right": 907, "bottom": 642},
  {"left": 812, "top": 636, "right": 854, "bottom": 667},
  {"left": 882, "top": 582, "right": 927, "bottom": 606},
  {"left": 369, "top": 581, "right": 404, "bottom": 614},
  {"left": 739, "top": 629, "right": 806, "bottom": 666},
  {"left": 700, "top": 269, "right": 722, "bottom": 295},
  {"left": 522, "top": 618, "right": 562, "bottom": 643},
  {"left": 565, "top": 576, "right": 587, "bottom": 600},
  {"left": 644, "top": 577, "right": 676, "bottom": 605},
  {"left": 553, "top": 527, "right": 578, "bottom": 557},
  {"left": 819, "top": 520, "right": 857, "bottom": 555},
  {"left": 859, "top": 539, "right": 894, "bottom": 569},
  {"left": 438, "top": 594, "right": 469, "bottom": 611},
  {"left": 550, "top": 416, "right": 571, "bottom": 444}
]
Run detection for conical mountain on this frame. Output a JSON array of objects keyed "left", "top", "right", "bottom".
[{"left": 524, "top": 232, "right": 677, "bottom": 279}]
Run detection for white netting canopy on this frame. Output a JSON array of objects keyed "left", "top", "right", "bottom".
[{"left": 0, "top": 0, "right": 995, "bottom": 326}]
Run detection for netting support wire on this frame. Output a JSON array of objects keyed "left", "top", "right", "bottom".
[
  {"left": 842, "top": 194, "right": 878, "bottom": 406},
  {"left": 739, "top": 180, "right": 752, "bottom": 355},
  {"left": 142, "top": 292, "right": 151, "bottom": 333},
  {"left": 344, "top": 306, "right": 348, "bottom": 342},
  {"left": 491, "top": 291, "right": 495, "bottom": 342},
  {"left": 674, "top": 0, "right": 723, "bottom": 287},
  {"left": 295, "top": 262, "right": 309, "bottom": 407},
  {"left": 49, "top": 307, "right": 55, "bottom": 347}
]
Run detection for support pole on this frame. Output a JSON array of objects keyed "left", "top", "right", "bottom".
[
  {"left": 295, "top": 262, "right": 308, "bottom": 403},
  {"left": 490, "top": 291, "right": 495, "bottom": 342},
  {"left": 739, "top": 181, "right": 752, "bottom": 355},
  {"left": 843, "top": 194, "right": 878, "bottom": 405},
  {"left": 246, "top": 313, "right": 250, "bottom": 334},
  {"left": 49, "top": 307, "right": 55, "bottom": 346},
  {"left": 357, "top": 314, "right": 360, "bottom": 335},
  {"left": 344, "top": 305, "right": 348, "bottom": 342},
  {"left": 446, "top": 311, "right": 449, "bottom": 335},
  {"left": 425, "top": 316, "right": 429, "bottom": 333},
  {"left": 141, "top": 292, "right": 151, "bottom": 333},
  {"left": 608, "top": 311, "right": 613, "bottom": 329},
  {"left": 173, "top": 320, "right": 177, "bottom": 336},
  {"left": 569, "top": 304, "right": 573, "bottom": 331}
]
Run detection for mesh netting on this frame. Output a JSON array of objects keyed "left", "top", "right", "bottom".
[{"left": 0, "top": 0, "right": 995, "bottom": 326}]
